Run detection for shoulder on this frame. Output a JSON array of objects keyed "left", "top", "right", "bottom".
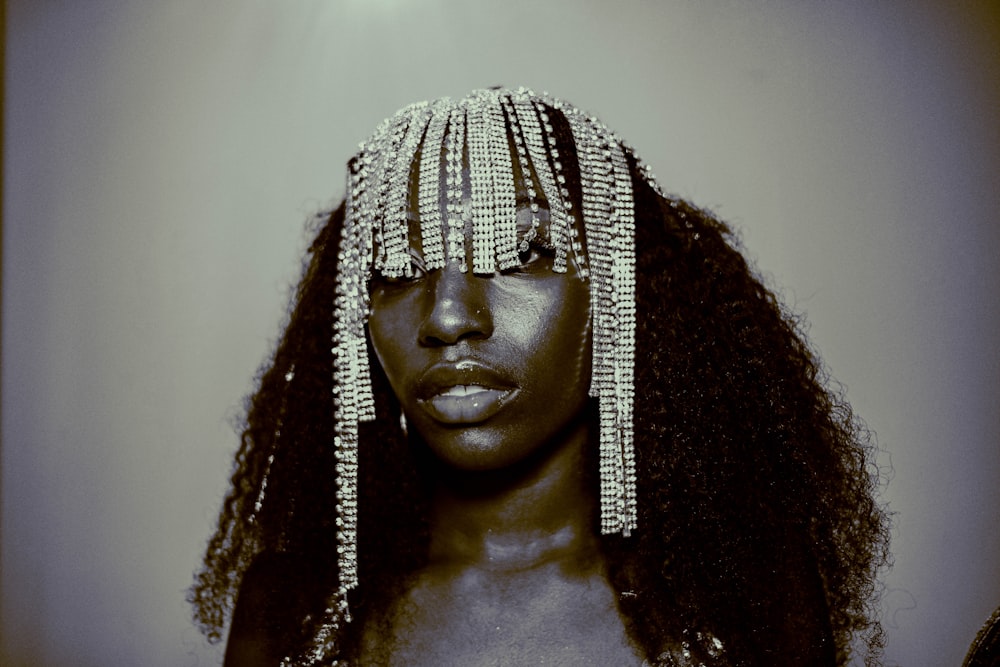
[{"left": 224, "top": 551, "right": 329, "bottom": 667}]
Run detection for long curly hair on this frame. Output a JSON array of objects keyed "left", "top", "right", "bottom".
[{"left": 190, "top": 108, "right": 890, "bottom": 666}]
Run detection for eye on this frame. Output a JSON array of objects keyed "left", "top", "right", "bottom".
[
  {"left": 374, "top": 248, "right": 428, "bottom": 286},
  {"left": 506, "top": 238, "right": 555, "bottom": 274}
]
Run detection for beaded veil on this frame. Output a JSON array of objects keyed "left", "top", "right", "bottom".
[{"left": 299, "top": 87, "right": 662, "bottom": 664}]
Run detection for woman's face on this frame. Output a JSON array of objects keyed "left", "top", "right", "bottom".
[{"left": 367, "top": 207, "right": 592, "bottom": 472}]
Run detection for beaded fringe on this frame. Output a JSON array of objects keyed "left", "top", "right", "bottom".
[{"left": 286, "top": 87, "right": 660, "bottom": 664}]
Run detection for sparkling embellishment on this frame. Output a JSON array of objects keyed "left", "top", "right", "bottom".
[
  {"left": 536, "top": 101, "right": 573, "bottom": 273},
  {"left": 501, "top": 95, "right": 542, "bottom": 253},
  {"left": 383, "top": 103, "right": 431, "bottom": 278},
  {"left": 559, "top": 101, "right": 638, "bottom": 536},
  {"left": 445, "top": 105, "right": 467, "bottom": 271},
  {"left": 252, "top": 452, "right": 274, "bottom": 518},
  {"left": 511, "top": 94, "right": 570, "bottom": 270},
  {"left": 647, "top": 630, "right": 725, "bottom": 666},
  {"left": 486, "top": 93, "right": 519, "bottom": 270},
  {"left": 467, "top": 94, "right": 495, "bottom": 274},
  {"left": 418, "top": 100, "right": 451, "bottom": 271},
  {"left": 249, "top": 365, "right": 295, "bottom": 525}
]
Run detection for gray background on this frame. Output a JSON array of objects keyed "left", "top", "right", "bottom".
[{"left": 4, "top": 1, "right": 998, "bottom": 665}]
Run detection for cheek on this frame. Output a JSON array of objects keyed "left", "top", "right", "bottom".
[
  {"left": 549, "top": 311, "right": 593, "bottom": 397},
  {"left": 514, "top": 286, "right": 592, "bottom": 394},
  {"left": 367, "top": 311, "right": 414, "bottom": 396},
  {"left": 563, "top": 290, "right": 594, "bottom": 395}
]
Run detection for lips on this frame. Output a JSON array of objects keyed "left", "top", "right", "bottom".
[{"left": 416, "top": 361, "right": 518, "bottom": 424}]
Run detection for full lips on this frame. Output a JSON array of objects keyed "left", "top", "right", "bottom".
[
  {"left": 415, "top": 361, "right": 519, "bottom": 425},
  {"left": 420, "top": 386, "right": 516, "bottom": 424}
]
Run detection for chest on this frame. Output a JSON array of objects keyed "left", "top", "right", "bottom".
[{"left": 361, "top": 569, "right": 644, "bottom": 666}]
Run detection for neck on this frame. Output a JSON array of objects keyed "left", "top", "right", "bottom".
[{"left": 423, "top": 417, "right": 599, "bottom": 573}]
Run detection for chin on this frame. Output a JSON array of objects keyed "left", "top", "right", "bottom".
[{"left": 419, "top": 429, "right": 537, "bottom": 473}]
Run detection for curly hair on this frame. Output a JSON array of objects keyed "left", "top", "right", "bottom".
[{"left": 190, "top": 109, "right": 890, "bottom": 666}]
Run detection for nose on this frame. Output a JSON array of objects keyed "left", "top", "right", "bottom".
[{"left": 418, "top": 260, "right": 494, "bottom": 346}]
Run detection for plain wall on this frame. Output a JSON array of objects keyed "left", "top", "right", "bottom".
[{"left": 3, "top": 1, "right": 998, "bottom": 665}]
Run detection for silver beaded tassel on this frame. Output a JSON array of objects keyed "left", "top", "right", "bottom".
[
  {"left": 554, "top": 97, "right": 638, "bottom": 536},
  {"left": 314, "top": 87, "right": 655, "bottom": 664}
]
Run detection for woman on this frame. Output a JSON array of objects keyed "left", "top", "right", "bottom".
[{"left": 191, "top": 87, "right": 890, "bottom": 666}]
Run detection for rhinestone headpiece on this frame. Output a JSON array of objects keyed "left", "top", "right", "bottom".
[{"left": 319, "top": 87, "right": 657, "bottom": 654}]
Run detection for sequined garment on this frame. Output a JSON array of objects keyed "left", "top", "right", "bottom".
[{"left": 647, "top": 631, "right": 727, "bottom": 666}]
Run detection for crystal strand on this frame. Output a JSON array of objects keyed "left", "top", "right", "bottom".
[
  {"left": 534, "top": 100, "right": 573, "bottom": 273},
  {"left": 487, "top": 91, "right": 518, "bottom": 270},
  {"left": 346, "top": 165, "right": 376, "bottom": 422},
  {"left": 444, "top": 106, "right": 467, "bottom": 271},
  {"left": 511, "top": 94, "right": 566, "bottom": 259},
  {"left": 418, "top": 99, "right": 452, "bottom": 271},
  {"left": 467, "top": 94, "right": 495, "bottom": 275},
  {"left": 609, "top": 138, "right": 637, "bottom": 534},
  {"left": 581, "top": 121, "right": 619, "bottom": 533},
  {"left": 501, "top": 94, "right": 542, "bottom": 253},
  {"left": 383, "top": 104, "right": 430, "bottom": 278},
  {"left": 368, "top": 112, "right": 409, "bottom": 274}
]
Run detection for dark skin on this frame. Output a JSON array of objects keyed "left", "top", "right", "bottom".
[
  {"left": 224, "top": 142, "right": 645, "bottom": 664},
  {"left": 224, "top": 284, "right": 641, "bottom": 665},
  {"left": 209, "top": 106, "right": 886, "bottom": 663},
  {"left": 361, "top": 208, "right": 643, "bottom": 664},
  {"left": 222, "top": 217, "right": 840, "bottom": 667},
  {"left": 356, "top": 410, "right": 641, "bottom": 665},
  {"left": 220, "top": 204, "right": 845, "bottom": 667}
]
